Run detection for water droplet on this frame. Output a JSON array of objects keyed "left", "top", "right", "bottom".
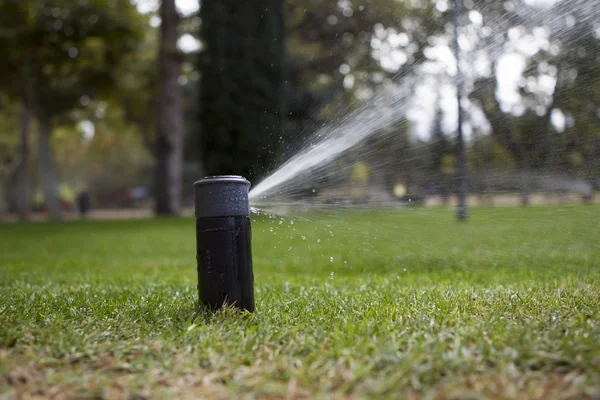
[
  {"left": 330, "top": 257, "right": 334, "bottom": 262},
  {"left": 330, "top": 272, "right": 334, "bottom": 279},
  {"left": 301, "top": 236, "right": 306, "bottom": 240},
  {"left": 269, "top": 227, "right": 274, "bottom": 232},
  {"left": 290, "top": 220, "right": 294, "bottom": 225},
  {"left": 403, "top": 268, "right": 407, "bottom": 272},
  {"left": 317, "top": 239, "right": 321, "bottom": 243},
  {"left": 312, "top": 189, "right": 316, "bottom": 193},
  {"left": 279, "top": 220, "right": 283, "bottom": 225}
]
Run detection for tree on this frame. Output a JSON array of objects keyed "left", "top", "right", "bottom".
[
  {"left": 429, "top": 104, "right": 455, "bottom": 204},
  {"left": 15, "top": 103, "right": 31, "bottom": 220},
  {"left": 470, "top": 74, "right": 537, "bottom": 205},
  {"left": 118, "top": 6, "right": 197, "bottom": 215},
  {"left": 0, "top": 97, "right": 20, "bottom": 213},
  {"left": 49, "top": 101, "right": 154, "bottom": 207},
  {"left": 154, "top": 0, "right": 184, "bottom": 215},
  {"left": 452, "top": 0, "right": 468, "bottom": 220},
  {"left": 467, "top": 0, "right": 600, "bottom": 204},
  {"left": 283, "top": 0, "right": 446, "bottom": 150},
  {"left": 547, "top": 22, "right": 600, "bottom": 183},
  {"left": 118, "top": 25, "right": 160, "bottom": 160},
  {"left": 0, "top": 0, "right": 143, "bottom": 218},
  {"left": 286, "top": 0, "right": 444, "bottom": 88},
  {"left": 0, "top": 96, "right": 30, "bottom": 219},
  {"left": 199, "top": 0, "right": 286, "bottom": 181}
]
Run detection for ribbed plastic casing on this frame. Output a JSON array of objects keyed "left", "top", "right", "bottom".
[{"left": 193, "top": 176, "right": 254, "bottom": 312}]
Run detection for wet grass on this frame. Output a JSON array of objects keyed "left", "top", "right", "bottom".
[{"left": 1, "top": 205, "right": 599, "bottom": 399}]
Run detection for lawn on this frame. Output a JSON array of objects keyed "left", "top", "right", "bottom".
[{"left": 1, "top": 205, "right": 599, "bottom": 399}]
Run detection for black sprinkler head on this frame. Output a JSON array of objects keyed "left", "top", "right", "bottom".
[{"left": 194, "top": 176, "right": 255, "bottom": 312}]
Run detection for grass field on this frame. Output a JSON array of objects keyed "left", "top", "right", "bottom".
[{"left": 1, "top": 205, "right": 599, "bottom": 399}]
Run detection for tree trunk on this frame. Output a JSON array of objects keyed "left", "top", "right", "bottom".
[
  {"left": 37, "top": 113, "right": 62, "bottom": 219},
  {"left": 16, "top": 103, "right": 31, "bottom": 221},
  {"left": 199, "top": 0, "right": 286, "bottom": 181},
  {"left": 453, "top": 0, "right": 468, "bottom": 221},
  {"left": 154, "top": 0, "right": 183, "bottom": 215},
  {"left": 518, "top": 170, "right": 530, "bottom": 206}
]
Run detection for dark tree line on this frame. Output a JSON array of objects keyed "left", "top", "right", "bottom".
[{"left": 1, "top": 0, "right": 598, "bottom": 219}]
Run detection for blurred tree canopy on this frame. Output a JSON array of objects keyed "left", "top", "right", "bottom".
[
  {"left": 0, "top": 0, "right": 144, "bottom": 218},
  {"left": 467, "top": 0, "right": 600, "bottom": 202},
  {"left": 0, "top": 0, "right": 598, "bottom": 218}
]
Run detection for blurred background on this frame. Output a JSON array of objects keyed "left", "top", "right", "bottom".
[{"left": 0, "top": 0, "right": 598, "bottom": 222}]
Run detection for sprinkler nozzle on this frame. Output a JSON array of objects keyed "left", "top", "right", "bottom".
[{"left": 194, "top": 176, "right": 255, "bottom": 312}]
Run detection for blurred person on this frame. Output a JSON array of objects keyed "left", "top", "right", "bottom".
[{"left": 77, "top": 191, "right": 91, "bottom": 219}]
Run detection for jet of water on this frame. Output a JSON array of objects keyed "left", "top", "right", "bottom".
[{"left": 249, "top": 82, "right": 414, "bottom": 204}]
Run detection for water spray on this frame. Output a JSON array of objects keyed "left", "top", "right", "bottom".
[{"left": 194, "top": 176, "right": 255, "bottom": 312}]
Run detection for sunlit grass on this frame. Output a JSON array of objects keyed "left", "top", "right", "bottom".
[{"left": 1, "top": 205, "right": 599, "bottom": 398}]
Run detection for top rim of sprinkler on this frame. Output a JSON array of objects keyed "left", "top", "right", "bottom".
[{"left": 193, "top": 175, "right": 250, "bottom": 187}]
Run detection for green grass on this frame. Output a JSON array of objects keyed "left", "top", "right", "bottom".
[{"left": 1, "top": 205, "right": 599, "bottom": 399}]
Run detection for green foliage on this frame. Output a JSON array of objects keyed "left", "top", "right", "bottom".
[
  {"left": 0, "top": 0, "right": 145, "bottom": 117},
  {"left": 467, "top": 0, "right": 600, "bottom": 181},
  {"left": 0, "top": 97, "right": 19, "bottom": 179},
  {"left": 0, "top": 0, "right": 149, "bottom": 216},
  {"left": 468, "top": 134, "right": 516, "bottom": 171},
  {"left": 116, "top": 25, "right": 160, "bottom": 151},
  {"left": 51, "top": 101, "right": 153, "bottom": 191},
  {"left": 1, "top": 206, "right": 599, "bottom": 397},
  {"left": 350, "top": 161, "right": 369, "bottom": 184},
  {"left": 552, "top": 31, "right": 600, "bottom": 178},
  {"left": 440, "top": 153, "right": 457, "bottom": 175},
  {"left": 287, "top": 0, "right": 445, "bottom": 87}
]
